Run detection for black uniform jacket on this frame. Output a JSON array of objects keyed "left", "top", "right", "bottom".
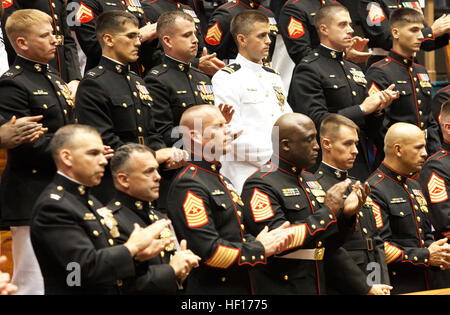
[
  {"left": 315, "top": 162, "right": 390, "bottom": 293},
  {"left": 358, "top": 0, "right": 449, "bottom": 65},
  {"left": 0, "top": 56, "right": 75, "bottom": 227},
  {"left": 76, "top": 56, "right": 165, "bottom": 203},
  {"left": 418, "top": 140, "right": 450, "bottom": 289},
  {"left": 419, "top": 140, "right": 450, "bottom": 240},
  {"left": 367, "top": 163, "right": 436, "bottom": 294},
  {"left": 288, "top": 45, "right": 378, "bottom": 181},
  {"left": 30, "top": 173, "right": 137, "bottom": 295},
  {"left": 204, "top": 0, "right": 278, "bottom": 61},
  {"left": 278, "top": 0, "right": 340, "bottom": 64},
  {"left": 106, "top": 189, "right": 178, "bottom": 294},
  {"left": 72, "top": 0, "right": 157, "bottom": 76},
  {"left": 2, "top": 0, "right": 82, "bottom": 82},
  {"left": 167, "top": 159, "right": 266, "bottom": 294},
  {"left": 366, "top": 50, "right": 441, "bottom": 156},
  {"left": 144, "top": 55, "right": 214, "bottom": 147},
  {"left": 241, "top": 155, "right": 356, "bottom": 295},
  {"left": 76, "top": 56, "right": 165, "bottom": 151}
]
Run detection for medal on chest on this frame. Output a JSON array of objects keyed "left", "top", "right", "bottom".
[
  {"left": 306, "top": 181, "right": 326, "bottom": 204},
  {"left": 96, "top": 207, "right": 120, "bottom": 238},
  {"left": 124, "top": 0, "right": 144, "bottom": 13},
  {"left": 272, "top": 85, "right": 286, "bottom": 109},
  {"left": 417, "top": 73, "right": 432, "bottom": 88},
  {"left": 401, "top": 2, "right": 423, "bottom": 15},
  {"left": 136, "top": 81, "right": 152, "bottom": 102},
  {"left": 224, "top": 180, "right": 244, "bottom": 206},
  {"left": 197, "top": 81, "right": 215, "bottom": 102},
  {"left": 349, "top": 68, "right": 367, "bottom": 85},
  {"left": 412, "top": 189, "right": 429, "bottom": 213},
  {"left": 160, "top": 225, "right": 176, "bottom": 252},
  {"left": 182, "top": 8, "right": 201, "bottom": 23},
  {"left": 268, "top": 17, "right": 278, "bottom": 34},
  {"left": 57, "top": 82, "right": 74, "bottom": 108}
]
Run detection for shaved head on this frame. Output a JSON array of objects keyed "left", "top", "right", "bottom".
[
  {"left": 384, "top": 123, "right": 424, "bottom": 156},
  {"left": 273, "top": 113, "right": 319, "bottom": 169},
  {"left": 383, "top": 122, "right": 428, "bottom": 174},
  {"left": 179, "top": 105, "right": 229, "bottom": 160},
  {"left": 272, "top": 113, "right": 313, "bottom": 149},
  {"left": 180, "top": 104, "right": 221, "bottom": 131}
]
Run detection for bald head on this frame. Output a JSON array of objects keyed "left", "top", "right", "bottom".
[
  {"left": 383, "top": 123, "right": 428, "bottom": 175},
  {"left": 384, "top": 123, "right": 424, "bottom": 156},
  {"left": 180, "top": 104, "right": 221, "bottom": 130},
  {"left": 273, "top": 113, "right": 319, "bottom": 169},
  {"left": 272, "top": 113, "right": 313, "bottom": 148},
  {"left": 179, "top": 105, "right": 228, "bottom": 160}
]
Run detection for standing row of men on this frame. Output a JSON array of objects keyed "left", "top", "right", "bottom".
[{"left": 0, "top": 1, "right": 448, "bottom": 295}]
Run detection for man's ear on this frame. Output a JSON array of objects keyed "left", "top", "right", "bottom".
[
  {"left": 15, "top": 36, "right": 27, "bottom": 52},
  {"left": 443, "top": 122, "right": 450, "bottom": 136},
  {"left": 115, "top": 172, "right": 130, "bottom": 189},
  {"left": 321, "top": 137, "right": 332, "bottom": 152},
  {"left": 280, "top": 138, "right": 290, "bottom": 153},
  {"left": 236, "top": 33, "right": 246, "bottom": 48},
  {"left": 59, "top": 149, "right": 72, "bottom": 168},
  {"left": 103, "top": 33, "right": 114, "bottom": 48},
  {"left": 392, "top": 27, "right": 400, "bottom": 40},
  {"left": 161, "top": 34, "right": 172, "bottom": 49},
  {"left": 319, "top": 24, "right": 328, "bottom": 37},
  {"left": 393, "top": 143, "right": 402, "bottom": 158}
]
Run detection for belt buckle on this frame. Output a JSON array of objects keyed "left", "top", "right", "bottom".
[
  {"left": 366, "top": 238, "right": 374, "bottom": 252},
  {"left": 138, "top": 136, "right": 145, "bottom": 145},
  {"left": 314, "top": 248, "right": 324, "bottom": 260}
]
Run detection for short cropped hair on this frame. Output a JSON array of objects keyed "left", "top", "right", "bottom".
[
  {"left": 314, "top": 4, "right": 348, "bottom": 30},
  {"left": 110, "top": 143, "right": 155, "bottom": 179},
  {"left": 5, "top": 9, "right": 52, "bottom": 43},
  {"left": 390, "top": 8, "right": 424, "bottom": 29},
  {"left": 96, "top": 10, "right": 139, "bottom": 47},
  {"left": 320, "top": 114, "right": 360, "bottom": 141},
  {"left": 440, "top": 100, "right": 450, "bottom": 126},
  {"left": 50, "top": 124, "right": 100, "bottom": 163},
  {"left": 157, "top": 11, "right": 194, "bottom": 39},
  {"left": 230, "top": 10, "right": 269, "bottom": 43}
]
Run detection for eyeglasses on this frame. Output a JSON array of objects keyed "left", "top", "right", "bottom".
[{"left": 115, "top": 32, "right": 142, "bottom": 42}]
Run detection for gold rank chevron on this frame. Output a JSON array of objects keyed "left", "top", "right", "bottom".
[
  {"left": 285, "top": 224, "right": 307, "bottom": 250},
  {"left": 287, "top": 17, "right": 304, "bottom": 39},
  {"left": 368, "top": 2, "right": 386, "bottom": 24},
  {"left": 384, "top": 242, "right": 403, "bottom": 264},
  {"left": 76, "top": 2, "right": 94, "bottom": 24},
  {"left": 2, "top": 0, "right": 12, "bottom": 9},
  {"left": 371, "top": 201, "right": 384, "bottom": 228},
  {"left": 205, "top": 245, "right": 239, "bottom": 269},
  {"left": 427, "top": 173, "right": 448, "bottom": 203},
  {"left": 183, "top": 191, "right": 209, "bottom": 228},
  {"left": 205, "top": 22, "right": 222, "bottom": 46},
  {"left": 250, "top": 188, "right": 274, "bottom": 222},
  {"left": 368, "top": 82, "right": 381, "bottom": 96}
]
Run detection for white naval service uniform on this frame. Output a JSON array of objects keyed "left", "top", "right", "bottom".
[{"left": 212, "top": 53, "right": 292, "bottom": 194}]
